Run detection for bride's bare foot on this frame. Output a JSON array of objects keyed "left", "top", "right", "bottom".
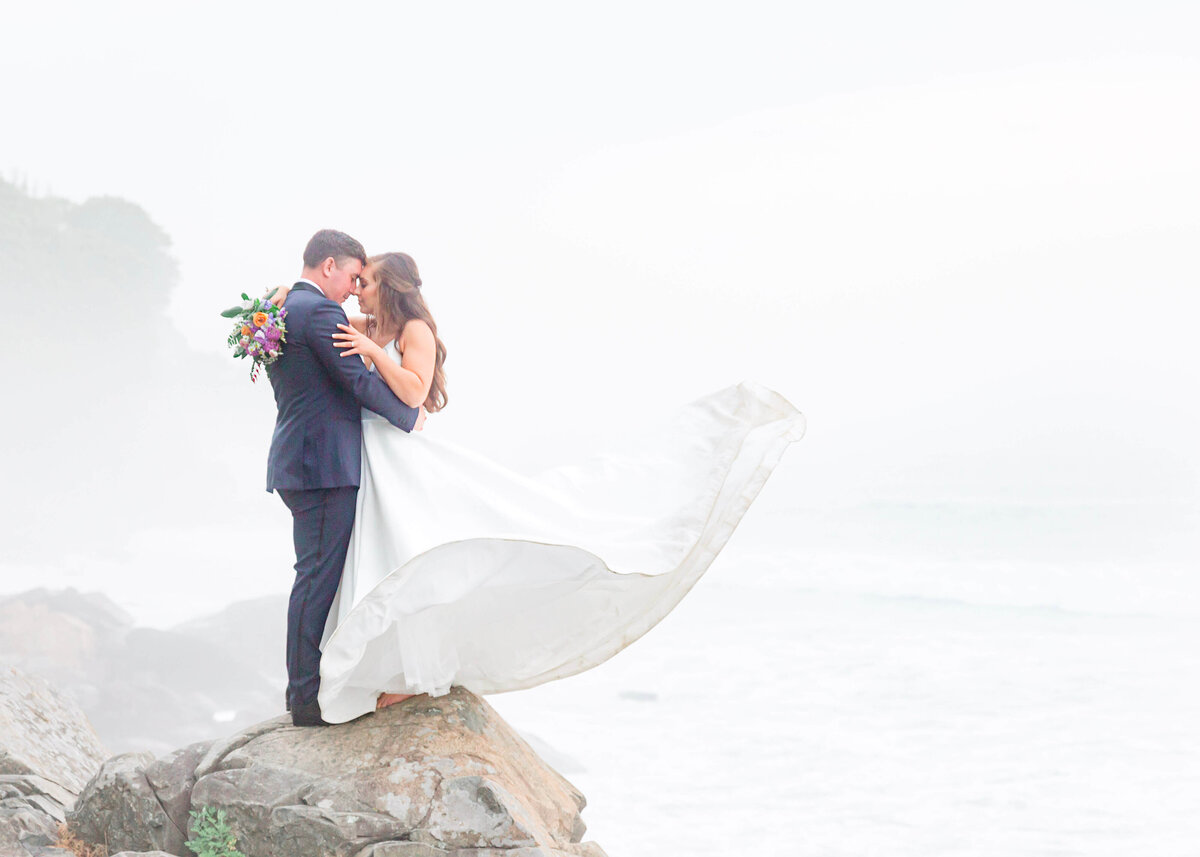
[{"left": 376, "top": 692, "right": 415, "bottom": 711}]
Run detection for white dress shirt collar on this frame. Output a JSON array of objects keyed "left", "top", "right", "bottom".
[{"left": 297, "top": 277, "right": 325, "bottom": 297}]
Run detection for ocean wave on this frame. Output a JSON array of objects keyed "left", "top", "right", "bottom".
[{"left": 722, "top": 549, "right": 1200, "bottom": 619}]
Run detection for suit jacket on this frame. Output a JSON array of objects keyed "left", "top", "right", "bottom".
[{"left": 266, "top": 282, "right": 419, "bottom": 491}]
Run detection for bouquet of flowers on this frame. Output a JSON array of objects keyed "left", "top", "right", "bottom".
[{"left": 221, "top": 289, "right": 287, "bottom": 382}]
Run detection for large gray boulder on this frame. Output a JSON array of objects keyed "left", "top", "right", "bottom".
[
  {"left": 0, "top": 666, "right": 109, "bottom": 855},
  {"left": 66, "top": 740, "right": 214, "bottom": 855},
  {"left": 145, "top": 741, "right": 214, "bottom": 854},
  {"left": 70, "top": 688, "right": 604, "bottom": 857},
  {"left": 0, "top": 666, "right": 109, "bottom": 794},
  {"left": 66, "top": 751, "right": 167, "bottom": 853}
]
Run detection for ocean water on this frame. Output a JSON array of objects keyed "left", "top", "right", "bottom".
[
  {"left": 5, "top": 502, "right": 1198, "bottom": 855},
  {"left": 488, "top": 536, "right": 1200, "bottom": 856}
]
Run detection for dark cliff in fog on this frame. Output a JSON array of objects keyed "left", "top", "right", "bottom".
[{"left": 0, "top": 178, "right": 272, "bottom": 562}]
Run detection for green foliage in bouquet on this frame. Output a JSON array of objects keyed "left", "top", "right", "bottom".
[
  {"left": 222, "top": 288, "right": 287, "bottom": 382},
  {"left": 220, "top": 287, "right": 278, "bottom": 319}
]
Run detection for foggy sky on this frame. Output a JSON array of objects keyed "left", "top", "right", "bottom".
[{"left": 3, "top": 1, "right": 1199, "bottom": 621}]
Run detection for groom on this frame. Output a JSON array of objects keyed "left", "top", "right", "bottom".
[{"left": 267, "top": 229, "right": 423, "bottom": 727}]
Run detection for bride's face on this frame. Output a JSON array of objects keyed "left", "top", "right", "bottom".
[{"left": 356, "top": 265, "right": 381, "bottom": 315}]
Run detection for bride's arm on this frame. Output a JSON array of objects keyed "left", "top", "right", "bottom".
[{"left": 332, "top": 320, "right": 435, "bottom": 408}]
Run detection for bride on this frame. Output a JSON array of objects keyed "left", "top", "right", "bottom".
[{"left": 278, "top": 252, "right": 805, "bottom": 724}]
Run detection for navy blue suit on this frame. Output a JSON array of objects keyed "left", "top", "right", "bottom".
[{"left": 266, "top": 281, "right": 419, "bottom": 707}]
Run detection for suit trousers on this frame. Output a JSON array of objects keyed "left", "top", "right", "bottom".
[{"left": 278, "top": 486, "right": 358, "bottom": 706}]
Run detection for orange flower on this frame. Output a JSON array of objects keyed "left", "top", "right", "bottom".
[
  {"left": 252, "top": 312, "right": 269, "bottom": 328},
  {"left": 241, "top": 324, "right": 252, "bottom": 336}
]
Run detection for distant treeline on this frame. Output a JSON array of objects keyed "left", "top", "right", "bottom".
[
  {"left": 0, "top": 178, "right": 273, "bottom": 561},
  {"left": 0, "top": 179, "right": 176, "bottom": 329}
]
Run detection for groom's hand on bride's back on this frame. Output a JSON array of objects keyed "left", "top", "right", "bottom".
[{"left": 415, "top": 407, "right": 427, "bottom": 431}]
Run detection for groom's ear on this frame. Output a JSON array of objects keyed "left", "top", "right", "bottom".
[{"left": 320, "top": 256, "right": 337, "bottom": 277}]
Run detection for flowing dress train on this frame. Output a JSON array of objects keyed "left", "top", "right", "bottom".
[{"left": 317, "top": 343, "right": 805, "bottom": 723}]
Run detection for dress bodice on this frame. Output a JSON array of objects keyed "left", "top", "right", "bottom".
[
  {"left": 362, "top": 339, "right": 402, "bottom": 422},
  {"left": 377, "top": 338, "right": 402, "bottom": 364}
]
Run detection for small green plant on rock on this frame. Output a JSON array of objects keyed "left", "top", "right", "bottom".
[{"left": 186, "top": 806, "right": 246, "bottom": 857}]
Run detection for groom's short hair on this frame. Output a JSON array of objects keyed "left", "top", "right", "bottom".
[{"left": 303, "top": 229, "right": 367, "bottom": 269}]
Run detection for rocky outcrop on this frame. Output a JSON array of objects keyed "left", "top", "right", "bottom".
[
  {"left": 0, "top": 666, "right": 110, "bottom": 856},
  {"left": 65, "top": 751, "right": 168, "bottom": 853},
  {"left": 67, "top": 740, "right": 214, "bottom": 856},
  {"left": 0, "top": 589, "right": 286, "bottom": 757},
  {"left": 144, "top": 742, "right": 213, "bottom": 854},
  {"left": 0, "top": 666, "right": 109, "bottom": 794},
  {"left": 70, "top": 688, "right": 605, "bottom": 857}
]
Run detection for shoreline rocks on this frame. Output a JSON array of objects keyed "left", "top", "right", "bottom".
[
  {"left": 68, "top": 687, "right": 604, "bottom": 857},
  {"left": 0, "top": 666, "right": 110, "bottom": 856},
  {"left": 0, "top": 588, "right": 287, "bottom": 759},
  {"left": 2, "top": 663, "right": 606, "bottom": 857}
]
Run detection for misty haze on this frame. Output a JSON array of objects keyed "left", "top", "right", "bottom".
[{"left": 3, "top": 3, "right": 1199, "bottom": 855}]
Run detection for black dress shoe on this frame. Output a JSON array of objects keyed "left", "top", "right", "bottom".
[{"left": 291, "top": 700, "right": 331, "bottom": 727}]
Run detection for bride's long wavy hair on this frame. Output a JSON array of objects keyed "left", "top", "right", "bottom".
[{"left": 366, "top": 252, "right": 448, "bottom": 413}]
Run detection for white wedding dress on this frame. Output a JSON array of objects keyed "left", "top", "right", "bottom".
[{"left": 317, "top": 341, "right": 805, "bottom": 723}]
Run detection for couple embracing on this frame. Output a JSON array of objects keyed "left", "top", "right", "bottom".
[
  {"left": 266, "top": 228, "right": 807, "bottom": 728},
  {"left": 266, "top": 229, "right": 441, "bottom": 726}
]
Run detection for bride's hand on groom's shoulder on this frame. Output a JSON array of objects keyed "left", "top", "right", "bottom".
[
  {"left": 333, "top": 323, "right": 384, "bottom": 361},
  {"left": 267, "top": 284, "right": 290, "bottom": 308}
]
